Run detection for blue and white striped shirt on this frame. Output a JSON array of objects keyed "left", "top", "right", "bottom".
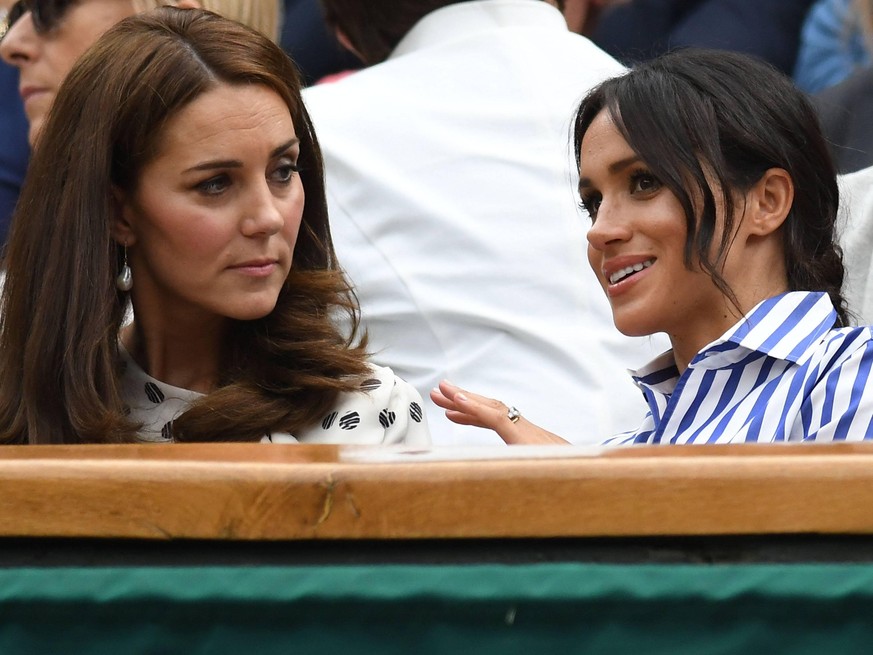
[{"left": 605, "top": 292, "right": 873, "bottom": 445}]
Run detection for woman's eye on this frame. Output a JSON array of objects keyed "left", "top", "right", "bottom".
[
  {"left": 579, "top": 194, "right": 601, "bottom": 221},
  {"left": 630, "top": 171, "right": 661, "bottom": 195},
  {"left": 196, "top": 174, "right": 230, "bottom": 196},
  {"left": 270, "top": 159, "right": 299, "bottom": 185}
]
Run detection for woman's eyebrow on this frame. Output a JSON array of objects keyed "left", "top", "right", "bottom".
[
  {"left": 271, "top": 137, "right": 300, "bottom": 157},
  {"left": 182, "top": 138, "right": 302, "bottom": 173},
  {"left": 578, "top": 155, "right": 642, "bottom": 193}
]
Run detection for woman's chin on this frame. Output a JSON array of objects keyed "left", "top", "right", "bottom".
[
  {"left": 611, "top": 313, "right": 657, "bottom": 339},
  {"left": 222, "top": 298, "right": 281, "bottom": 322}
]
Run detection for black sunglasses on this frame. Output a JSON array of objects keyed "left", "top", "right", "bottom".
[{"left": 2, "top": 0, "right": 73, "bottom": 38}]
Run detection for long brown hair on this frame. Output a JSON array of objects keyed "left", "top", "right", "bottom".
[{"left": 0, "top": 7, "right": 370, "bottom": 444}]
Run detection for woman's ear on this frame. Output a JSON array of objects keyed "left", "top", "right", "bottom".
[
  {"left": 110, "top": 187, "right": 138, "bottom": 247},
  {"left": 744, "top": 167, "right": 794, "bottom": 237}
]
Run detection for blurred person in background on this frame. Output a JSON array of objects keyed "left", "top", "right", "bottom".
[
  {"left": 794, "top": 0, "right": 873, "bottom": 93},
  {"left": 1, "top": 0, "right": 280, "bottom": 145},
  {"left": 280, "top": 0, "right": 359, "bottom": 85},
  {"left": 0, "top": 0, "right": 30, "bottom": 247},
  {"left": 591, "top": 0, "right": 816, "bottom": 74},
  {"left": 838, "top": 164, "right": 873, "bottom": 322},
  {"left": 797, "top": 0, "right": 873, "bottom": 172}
]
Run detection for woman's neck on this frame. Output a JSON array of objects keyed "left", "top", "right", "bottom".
[
  {"left": 120, "top": 313, "right": 228, "bottom": 394},
  {"left": 669, "top": 284, "right": 790, "bottom": 374}
]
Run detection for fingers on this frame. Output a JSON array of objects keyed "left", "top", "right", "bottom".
[
  {"left": 453, "top": 393, "right": 510, "bottom": 431},
  {"left": 435, "top": 379, "right": 470, "bottom": 402},
  {"left": 429, "top": 383, "right": 492, "bottom": 429},
  {"left": 433, "top": 380, "right": 511, "bottom": 430},
  {"left": 438, "top": 380, "right": 505, "bottom": 410},
  {"left": 429, "top": 386, "right": 459, "bottom": 411},
  {"left": 430, "top": 380, "right": 569, "bottom": 445},
  {"left": 430, "top": 380, "right": 509, "bottom": 431},
  {"left": 443, "top": 408, "right": 491, "bottom": 427}
]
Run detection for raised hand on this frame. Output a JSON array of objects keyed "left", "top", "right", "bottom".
[{"left": 430, "top": 380, "right": 568, "bottom": 445}]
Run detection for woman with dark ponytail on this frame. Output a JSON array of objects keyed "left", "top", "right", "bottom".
[{"left": 433, "top": 49, "right": 873, "bottom": 445}]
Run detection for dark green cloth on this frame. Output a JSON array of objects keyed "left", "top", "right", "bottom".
[{"left": 2, "top": 562, "right": 872, "bottom": 653}]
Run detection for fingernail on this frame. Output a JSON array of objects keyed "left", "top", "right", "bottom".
[{"left": 456, "top": 393, "right": 468, "bottom": 402}]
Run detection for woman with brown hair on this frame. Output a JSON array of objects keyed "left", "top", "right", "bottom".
[{"left": 0, "top": 7, "right": 430, "bottom": 445}]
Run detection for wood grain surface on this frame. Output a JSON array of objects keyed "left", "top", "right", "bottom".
[{"left": 0, "top": 442, "right": 871, "bottom": 540}]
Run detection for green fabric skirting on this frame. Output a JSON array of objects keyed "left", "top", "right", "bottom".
[{"left": 1, "top": 562, "right": 872, "bottom": 654}]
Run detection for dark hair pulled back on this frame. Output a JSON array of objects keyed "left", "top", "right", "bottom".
[{"left": 573, "top": 49, "right": 848, "bottom": 326}]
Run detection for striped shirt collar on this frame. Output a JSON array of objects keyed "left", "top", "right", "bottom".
[{"left": 631, "top": 292, "right": 838, "bottom": 394}]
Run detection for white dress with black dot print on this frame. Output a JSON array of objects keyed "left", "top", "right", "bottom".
[{"left": 118, "top": 347, "right": 431, "bottom": 447}]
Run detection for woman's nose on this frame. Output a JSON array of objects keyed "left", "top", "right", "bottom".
[
  {"left": 0, "top": 12, "right": 39, "bottom": 67},
  {"left": 585, "top": 200, "right": 631, "bottom": 251},
  {"left": 241, "top": 183, "right": 285, "bottom": 237}
]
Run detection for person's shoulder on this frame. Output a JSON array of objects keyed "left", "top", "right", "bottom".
[
  {"left": 838, "top": 165, "right": 873, "bottom": 250},
  {"left": 359, "top": 364, "right": 428, "bottom": 430},
  {"left": 813, "top": 322, "right": 873, "bottom": 370},
  {"left": 840, "top": 165, "right": 873, "bottom": 206},
  {"left": 302, "top": 66, "right": 402, "bottom": 136},
  {"left": 303, "top": 65, "right": 391, "bottom": 105},
  {"left": 358, "top": 363, "right": 424, "bottom": 402},
  {"left": 316, "top": 364, "right": 428, "bottom": 445}
]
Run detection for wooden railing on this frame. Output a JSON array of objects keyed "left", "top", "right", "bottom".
[{"left": 1, "top": 441, "right": 872, "bottom": 540}]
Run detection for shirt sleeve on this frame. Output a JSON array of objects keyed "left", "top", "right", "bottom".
[
  {"left": 377, "top": 370, "right": 431, "bottom": 448},
  {"left": 293, "top": 365, "right": 432, "bottom": 447},
  {"left": 798, "top": 333, "right": 873, "bottom": 441},
  {"left": 601, "top": 414, "right": 657, "bottom": 446}
]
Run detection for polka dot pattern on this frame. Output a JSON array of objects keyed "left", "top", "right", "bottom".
[{"left": 119, "top": 342, "right": 430, "bottom": 446}]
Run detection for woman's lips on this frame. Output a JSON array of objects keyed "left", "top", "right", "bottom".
[
  {"left": 19, "top": 86, "right": 50, "bottom": 109},
  {"left": 607, "top": 258, "right": 655, "bottom": 285},
  {"left": 601, "top": 257, "right": 656, "bottom": 298},
  {"left": 228, "top": 260, "right": 278, "bottom": 277},
  {"left": 20, "top": 85, "right": 47, "bottom": 101}
]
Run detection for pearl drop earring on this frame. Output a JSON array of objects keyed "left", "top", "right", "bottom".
[{"left": 116, "top": 244, "right": 132, "bottom": 291}]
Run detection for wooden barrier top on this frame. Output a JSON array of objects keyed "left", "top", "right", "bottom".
[{"left": 1, "top": 442, "right": 873, "bottom": 540}]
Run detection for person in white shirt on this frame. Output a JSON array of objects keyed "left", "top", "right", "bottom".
[
  {"left": 304, "top": 0, "right": 664, "bottom": 445},
  {"left": 433, "top": 50, "right": 873, "bottom": 446},
  {"left": 0, "top": 8, "right": 430, "bottom": 447},
  {"left": 837, "top": 165, "right": 873, "bottom": 324}
]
